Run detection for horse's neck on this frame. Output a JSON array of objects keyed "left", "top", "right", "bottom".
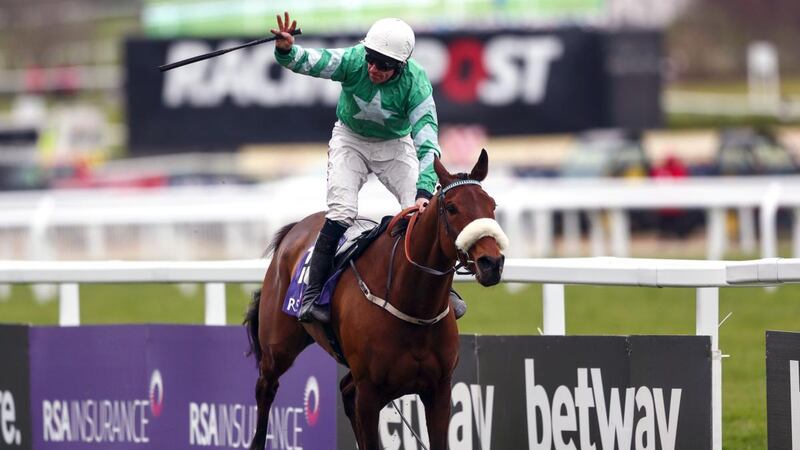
[{"left": 391, "top": 199, "right": 454, "bottom": 318}]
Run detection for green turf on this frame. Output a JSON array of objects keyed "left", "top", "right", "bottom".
[{"left": 2, "top": 280, "right": 799, "bottom": 448}]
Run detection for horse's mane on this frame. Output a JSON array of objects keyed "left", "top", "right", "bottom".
[{"left": 262, "top": 221, "right": 299, "bottom": 258}]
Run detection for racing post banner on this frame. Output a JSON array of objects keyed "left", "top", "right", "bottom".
[
  {"left": 125, "top": 28, "right": 662, "bottom": 154},
  {"left": 766, "top": 330, "right": 800, "bottom": 449},
  {"left": 0, "top": 325, "right": 31, "bottom": 450},
  {"left": 26, "top": 325, "right": 337, "bottom": 450}
]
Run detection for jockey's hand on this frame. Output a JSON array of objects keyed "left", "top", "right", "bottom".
[
  {"left": 415, "top": 197, "right": 429, "bottom": 213},
  {"left": 271, "top": 11, "right": 297, "bottom": 52}
]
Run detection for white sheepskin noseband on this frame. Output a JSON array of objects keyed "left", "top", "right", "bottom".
[{"left": 454, "top": 218, "right": 509, "bottom": 253}]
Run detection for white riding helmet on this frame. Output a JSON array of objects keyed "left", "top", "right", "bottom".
[{"left": 362, "top": 18, "right": 415, "bottom": 62}]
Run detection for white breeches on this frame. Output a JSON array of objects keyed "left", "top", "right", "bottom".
[{"left": 326, "top": 121, "right": 418, "bottom": 226}]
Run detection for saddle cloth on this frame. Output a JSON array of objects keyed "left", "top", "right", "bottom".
[{"left": 281, "top": 216, "right": 394, "bottom": 317}]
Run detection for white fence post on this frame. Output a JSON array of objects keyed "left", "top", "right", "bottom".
[
  {"left": 533, "top": 210, "right": 554, "bottom": 257},
  {"left": 696, "top": 287, "right": 721, "bottom": 450},
  {"left": 737, "top": 207, "right": 756, "bottom": 254},
  {"left": 793, "top": 208, "right": 800, "bottom": 258},
  {"left": 707, "top": 208, "right": 726, "bottom": 260},
  {"left": 562, "top": 211, "right": 581, "bottom": 256},
  {"left": 59, "top": 283, "right": 80, "bottom": 326},
  {"left": 609, "top": 209, "right": 629, "bottom": 257},
  {"left": 760, "top": 182, "right": 781, "bottom": 260},
  {"left": 588, "top": 210, "right": 606, "bottom": 256},
  {"left": 204, "top": 283, "right": 226, "bottom": 325},
  {"left": 542, "top": 283, "right": 565, "bottom": 335}
]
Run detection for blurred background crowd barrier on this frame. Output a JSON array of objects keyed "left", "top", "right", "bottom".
[
  {"left": 1, "top": 0, "right": 800, "bottom": 261},
  {"left": 3, "top": 174, "right": 800, "bottom": 263}
]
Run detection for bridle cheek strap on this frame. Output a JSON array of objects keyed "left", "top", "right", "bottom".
[{"left": 454, "top": 218, "right": 509, "bottom": 253}]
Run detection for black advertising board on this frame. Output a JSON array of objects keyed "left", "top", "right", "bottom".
[
  {"left": 125, "top": 28, "right": 661, "bottom": 154},
  {"left": 767, "top": 331, "right": 800, "bottom": 449},
  {"left": 334, "top": 334, "right": 709, "bottom": 449},
  {"left": 477, "top": 335, "right": 711, "bottom": 450},
  {"left": 0, "top": 325, "right": 31, "bottom": 450}
]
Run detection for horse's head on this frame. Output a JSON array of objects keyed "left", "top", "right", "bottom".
[{"left": 433, "top": 149, "right": 508, "bottom": 286}]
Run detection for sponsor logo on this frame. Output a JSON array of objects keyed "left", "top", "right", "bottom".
[
  {"left": 189, "top": 402, "right": 258, "bottom": 448},
  {"left": 0, "top": 390, "right": 22, "bottom": 446},
  {"left": 190, "top": 375, "right": 321, "bottom": 448},
  {"left": 41, "top": 369, "right": 162, "bottom": 444},
  {"left": 791, "top": 360, "right": 800, "bottom": 449},
  {"left": 524, "top": 358, "right": 682, "bottom": 450},
  {"left": 379, "top": 382, "right": 494, "bottom": 449},
  {"left": 149, "top": 370, "right": 164, "bottom": 418},
  {"left": 303, "top": 376, "right": 320, "bottom": 426},
  {"left": 162, "top": 35, "right": 563, "bottom": 109}
]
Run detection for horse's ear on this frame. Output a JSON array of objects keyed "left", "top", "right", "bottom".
[
  {"left": 469, "top": 149, "right": 489, "bottom": 181},
  {"left": 434, "top": 156, "right": 454, "bottom": 188}
]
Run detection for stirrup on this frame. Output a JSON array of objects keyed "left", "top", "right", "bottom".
[
  {"left": 449, "top": 289, "right": 467, "bottom": 320},
  {"left": 298, "top": 291, "right": 331, "bottom": 323},
  {"left": 298, "top": 304, "right": 330, "bottom": 323}
]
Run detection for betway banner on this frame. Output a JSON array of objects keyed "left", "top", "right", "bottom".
[
  {"left": 766, "top": 331, "right": 800, "bottom": 449},
  {"left": 125, "top": 28, "right": 661, "bottom": 154},
  {"left": 337, "top": 335, "right": 711, "bottom": 449}
]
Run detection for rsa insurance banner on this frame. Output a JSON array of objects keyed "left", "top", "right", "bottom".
[
  {"left": 767, "top": 330, "right": 800, "bottom": 449},
  {"left": 27, "top": 325, "right": 337, "bottom": 450},
  {"left": 0, "top": 326, "right": 31, "bottom": 450},
  {"left": 125, "top": 28, "right": 661, "bottom": 153}
]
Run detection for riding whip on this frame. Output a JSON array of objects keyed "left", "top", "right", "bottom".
[{"left": 158, "top": 29, "right": 303, "bottom": 72}]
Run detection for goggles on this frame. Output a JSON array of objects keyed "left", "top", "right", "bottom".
[{"left": 365, "top": 51, "right": 401, "bottom": 71}]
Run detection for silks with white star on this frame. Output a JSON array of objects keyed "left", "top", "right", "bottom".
[{"left": 275, "top": 43, "right": 441, "bottom": 195}]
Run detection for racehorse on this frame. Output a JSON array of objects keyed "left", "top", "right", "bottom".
[{"left": 245, "top": 150, "right": 507, "bottom": 450}]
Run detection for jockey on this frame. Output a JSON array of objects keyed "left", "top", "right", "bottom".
[{"left": 272, "top": 12, "right": 467, "bottom": 323}]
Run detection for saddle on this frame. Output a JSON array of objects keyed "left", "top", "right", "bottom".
[
  {"left": 278, "top": 216, "right": 396, "bottom": 366},
  {"left": 332, "top": 215, "right": 395, "bottom": 274},
  {"left": 282, "top": 216, "right": 394, "bottom": 318}
]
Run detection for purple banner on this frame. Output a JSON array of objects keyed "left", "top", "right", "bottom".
[{"left": 28, "top": 325, "right": 337, "bottom": 450}]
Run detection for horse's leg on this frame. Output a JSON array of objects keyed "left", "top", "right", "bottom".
[
  {"left": 251, "top": 366, "right": 276, "bottom": 450},
  {"left": 339, "top": 372, "right": 359, "bottom": 438},
  {"left": 421, "top": 380, "right": 453, "bottom": 450},
  {"left": 250, "top": 337, "right": 309, "bottom": 450},
  {"left": 354, "top": 381, "right": 383, "bottom": 450}
]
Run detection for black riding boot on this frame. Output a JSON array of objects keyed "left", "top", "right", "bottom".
[
  {"left": 298, "top": 219, "right": 348, "bottom": 323},
  {"left": 450, "top": 289, "right": 467, "bottom": 319}
]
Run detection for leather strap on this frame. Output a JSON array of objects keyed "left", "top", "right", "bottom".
[{"left": 350, "top": 260, "right": 450, "bottom": 326}]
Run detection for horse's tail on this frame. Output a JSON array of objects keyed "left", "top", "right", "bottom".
[
  {"left": 247, "top": 221, "right": 299, "bottom": 366},
  {"left": 262, "top": 221, "right": 300, "bottom": 258},
  {"left": 244, "top": 289, "right": 262, "bottom": 366}
]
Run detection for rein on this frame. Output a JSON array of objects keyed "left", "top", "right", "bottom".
[{"left": 351, "top": 179, "right": 483, "bottom": 326}]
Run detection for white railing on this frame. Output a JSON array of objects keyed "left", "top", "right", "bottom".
[
  {"left": 3, "top": 256, "right": 800, "bottom": 450},
  {"left": 4, "top": 175, "right": 800, "bottom": 263}
]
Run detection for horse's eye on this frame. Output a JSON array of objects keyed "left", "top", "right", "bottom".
[{"left": 445, "top": 203, "right": 458, "bottom": 214}]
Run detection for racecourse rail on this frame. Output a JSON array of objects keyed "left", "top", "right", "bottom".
[
  {"left": 4, "top": 257, "right": 800, "bottom": 449},
  {"left": 5, "top": 174, "right": 800, "bottom": 263}
]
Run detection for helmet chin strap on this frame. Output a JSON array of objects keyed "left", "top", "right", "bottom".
[{"left": 388, "top": 63, "right": 406, "bottom": 80}]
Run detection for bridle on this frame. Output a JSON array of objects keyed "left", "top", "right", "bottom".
[
  {"left": 387, "top": 178, "right": 483, "bottom": 276},
  {"left": 349, "top": 178, "right": 487, "bottom": 326}
]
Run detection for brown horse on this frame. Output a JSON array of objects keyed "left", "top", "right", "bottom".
[{"left": 245, "top": 150, "right": 507, "bottom": 449}]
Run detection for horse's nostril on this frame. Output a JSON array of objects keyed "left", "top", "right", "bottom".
[{"left": 477, "top": 256, "right": 499, "bottom": 272}]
